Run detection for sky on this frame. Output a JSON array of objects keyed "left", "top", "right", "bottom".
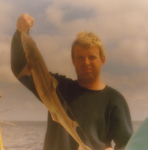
[{"left": 0, "top": 0, "right": 148, "bottom": 121}]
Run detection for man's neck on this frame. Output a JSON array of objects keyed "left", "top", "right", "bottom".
[{"left": 78, "top": 79, "right": 106, "bottom": 91}]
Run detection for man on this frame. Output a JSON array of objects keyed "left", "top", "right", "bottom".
[{"left": 11, "top": 13, "right": 133, "bottom": 150}]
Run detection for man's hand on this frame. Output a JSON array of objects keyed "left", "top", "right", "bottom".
[{"left": 17, "top": 13, "right": 34, "bottom": 32}]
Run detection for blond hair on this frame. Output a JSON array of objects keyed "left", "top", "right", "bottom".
[{"left": 71, "top": 31, "right": 105, "bottom": 58}]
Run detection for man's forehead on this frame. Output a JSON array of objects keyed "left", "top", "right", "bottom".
[
  {"left": 74, "top": 45, "right": 99, "bottom": 51},
  {"left": 73, "top": 46, "right": 100, "bottom": 56}
]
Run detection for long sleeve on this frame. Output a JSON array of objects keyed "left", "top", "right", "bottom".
[
  {"left": 11, "top": 30, "right": 27, "bottom": 76},
  {"left": 109, "top": 90, "right": 133, "bottom": 150},
  {"left": 11, "top": 30, "right": 40, "bottom": 99}
]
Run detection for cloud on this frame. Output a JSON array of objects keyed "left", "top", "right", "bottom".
[
  {"left": 0, "top": 1, "right": 15, "bottom": 34},
  {"left": 44, "top": 0, "right": 102, "bottom": 35},
  {"left": 0, "top": 35, "right": 17, "bottom": 83},
  {"left": 106, "top": 38, "right": 148, "bottom": 69},
  {"left": 33, "top": 34, "right": 76, "bottom": 78},
  {"left": 0, "top": 81, "right": 47, "bottom": 121},
  {"left": 101, "top": 71, "right": 147, "bottom": 91},
  {"left": 1, "top": 0, "right": 148, "bottom": 121}
]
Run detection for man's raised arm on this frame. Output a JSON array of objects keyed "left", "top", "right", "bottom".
[
  {"left": 11, "top": 13, "right": 34, "bottom": 75},
  {"left": 11, "top": 14, "right": 39, "bottom": 98}
]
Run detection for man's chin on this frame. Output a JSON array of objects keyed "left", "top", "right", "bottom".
[{"left": 78, "top": 75, "right": 95, "bottom": 83}]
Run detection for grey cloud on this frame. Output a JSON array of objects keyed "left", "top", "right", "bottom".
[
  {"left": 105, "top": 38, "right": 148, "bottom": 71},
  {"left": 62, "top": 6, "right": 96, "bottom": 22},
  {"left": 1, "top": 0, "right": 148, "bottom": 121}
]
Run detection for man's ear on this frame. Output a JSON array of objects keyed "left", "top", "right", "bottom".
[
  {"left": 72, "top": 57, "right": 75, "bottom": 65},
  {"left": 101, "top": 56, "right": 106, "bottom": 65}
]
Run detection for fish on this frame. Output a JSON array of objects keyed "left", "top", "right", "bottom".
[{"left": 17, "top": 32, "right": 91, "bottom": 150}]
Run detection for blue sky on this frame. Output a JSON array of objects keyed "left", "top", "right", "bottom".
[{"left": 0, "top": 0, "right": 148, "bottom": 121}]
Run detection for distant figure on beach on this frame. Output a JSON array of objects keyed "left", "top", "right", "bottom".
[
  {"left": 125, "top": 117, "right": 148, "bottom": 150},
  {"left": 11, "top": 13, "right": 133, "bottom": 150}
]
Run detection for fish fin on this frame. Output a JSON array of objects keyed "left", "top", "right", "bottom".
[
  {"left": 73, "top": 121, "right": 79, "bottom": 129},
  {"left": 51, "top": 112, "right": 60, "bottom": 124},
  {"left": 17, "top": 63, "right": 32, "bottom": 78},
  {"left": 51, "top": 77, "right": 58, "bottom": 90}
]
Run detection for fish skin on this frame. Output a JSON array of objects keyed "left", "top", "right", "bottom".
[{"left": 18, "top": 32, "right": 91, "bottom": 150}]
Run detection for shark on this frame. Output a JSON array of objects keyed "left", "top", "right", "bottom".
[{"left": 17, "top": 32, "right": 91, "bottom": 150}]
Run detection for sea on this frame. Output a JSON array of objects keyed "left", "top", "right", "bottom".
[
  {"left": 1, "top": 121, "right": 47, "bottom": 150},
  {"left": 0, "top": 121, "right": 142, "bottom": 150}
]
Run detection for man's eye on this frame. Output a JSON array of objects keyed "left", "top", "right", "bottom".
[
  {"left": 89, "top": 56, "right": 96, "bottom": 60},
  {"left": 77, "top": 56, "right": 84, "bottom": 61}
]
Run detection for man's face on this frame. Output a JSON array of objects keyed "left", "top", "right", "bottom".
[{"left": 72, "top": 45, "right": 105, "bottom": 83}]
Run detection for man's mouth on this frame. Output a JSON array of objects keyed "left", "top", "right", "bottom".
[{"left": 81, "top": 68, "right": 92, "bottom": 72}]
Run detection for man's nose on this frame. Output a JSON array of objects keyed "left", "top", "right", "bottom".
[{"left": 83, "top": 57, "right": 90, "bottom": 65}]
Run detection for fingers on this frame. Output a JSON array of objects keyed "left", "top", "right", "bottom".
[{"left": 17, "top": 13, "right": 34, "bottom": 32}]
